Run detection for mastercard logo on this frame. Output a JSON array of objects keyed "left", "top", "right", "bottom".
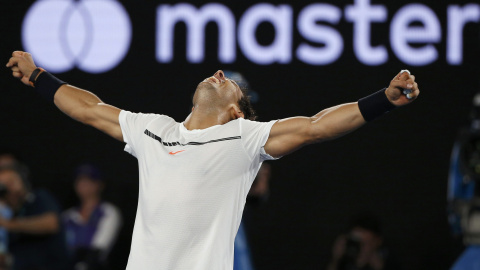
[{"left": 22, "top": 0, "right": 132, "bottom": 74}]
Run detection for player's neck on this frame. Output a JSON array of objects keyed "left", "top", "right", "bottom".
[{"left": 184, "top": 106, "right": 233, "bottom": 130}]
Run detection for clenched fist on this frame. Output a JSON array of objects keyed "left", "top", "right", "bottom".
[
  {"left": 385, "top": 70, "right": 420, "bottom": 106},
  {"left": 6, "top": 51, "right": 38, "bottom": 87}
]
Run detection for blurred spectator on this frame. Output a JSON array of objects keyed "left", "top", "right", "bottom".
[
  {"left": 327, "top": 214, "right": 400, "bottom": 270},
  {"left": 0, "top": 199, "right": 12, "bottom": 270},
  {"left": 0, "top": 163, "right": 67, "bottom": 270},
  {"left": 63, "top": 164, "right": 122, "bottom": 270},
  {"left": 0, "top": 151, "right": 16, "bottom": 269},
  {"left": 234, "top": 163, "right": 272, "bottom": 270},
  {"left": 0, "top": 151, "right": 30, "bottom": 194}
]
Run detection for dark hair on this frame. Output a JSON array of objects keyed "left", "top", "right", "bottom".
[{"left": 237, "top": 86, "right": 257, "bottom": 121}]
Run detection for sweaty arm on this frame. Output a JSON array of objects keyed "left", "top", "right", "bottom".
[
  {"left": 264, "top": 71, "right": 420, "bottom": 158},
  {"left": 6, "top": 51, "right": 123, "bottom": 141}
]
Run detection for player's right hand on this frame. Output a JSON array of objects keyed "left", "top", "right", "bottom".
[{"left": 6, "top": 51, "right": 38, "bottom": 87}]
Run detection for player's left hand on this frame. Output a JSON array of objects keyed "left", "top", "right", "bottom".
[{"left": 385, "top": 70, "right": 420, "bottom": 107}]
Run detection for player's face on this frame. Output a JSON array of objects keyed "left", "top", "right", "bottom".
[{"left": 197, "top": 70, "right": 243, "bottom": 106}]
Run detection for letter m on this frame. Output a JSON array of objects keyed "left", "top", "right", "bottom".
[{"left": 157, "top": 3, "right": 235, "bottom": 63}]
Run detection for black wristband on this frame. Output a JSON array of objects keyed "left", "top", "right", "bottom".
[
  {"left": 28, "top": 68, "right": 44, "bottom": 87},
  {"left": 358, "top": 88, "right": 396, "bottom": 122},
  {"left": 34, "top": 71, "right": 67, "bottom": 102}
]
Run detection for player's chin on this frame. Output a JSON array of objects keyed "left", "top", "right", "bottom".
[{"left": 197, "top": 81, "right": 217, "bottom": 90}]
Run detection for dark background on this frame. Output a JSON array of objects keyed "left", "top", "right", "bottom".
[{"left": 1, "top": 0, "right": 479, "bottom": 269}]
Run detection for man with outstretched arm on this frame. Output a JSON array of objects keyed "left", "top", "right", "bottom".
[{"left": 6, "top": 51, "right": 419, "bottom": 270}]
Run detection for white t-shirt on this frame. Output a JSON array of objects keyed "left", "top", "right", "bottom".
[{"left": 119, "top": 110, "right": 277, "bottom": 270}]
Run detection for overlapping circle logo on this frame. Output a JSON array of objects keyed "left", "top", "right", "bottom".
[{"left": 22, "top": 0, "right": 132, "bottom": 73}]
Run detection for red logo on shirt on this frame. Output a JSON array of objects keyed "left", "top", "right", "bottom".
[{"left": 169, "top": 150, "right": 185, "bottom": 155}]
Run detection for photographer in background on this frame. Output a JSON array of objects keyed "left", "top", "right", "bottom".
[
  {"left": 327, "top": 214, "right": 400, "bottom": 270},
  {"left": 0, "top": 162, "right": 67, "bottom": 270}
]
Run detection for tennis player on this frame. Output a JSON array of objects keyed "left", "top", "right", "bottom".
[{"left": 6, "top": 51, "right": 419, "bottom": 270}]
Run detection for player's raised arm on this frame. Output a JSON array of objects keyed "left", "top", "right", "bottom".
[
  {"left": 6, "top": 51, "right": 123, "bottom": 141},
  {"left": 264, "top": 71, "right": 420, "bottom": 158}
]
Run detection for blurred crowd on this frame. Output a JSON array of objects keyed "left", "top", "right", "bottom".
[
  {"left": 0, "top": 150, "right": 121, "bottom": 270},
  {"left": 0, "top": 147, "right": 404, "bottom": 270}
]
